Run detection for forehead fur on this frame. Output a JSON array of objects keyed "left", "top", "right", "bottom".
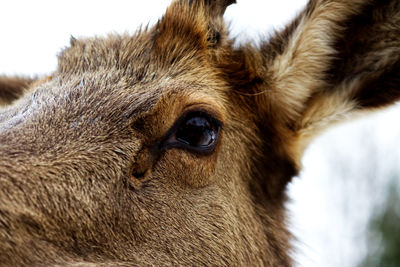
[
  {"left": 57, "top": 2, "right": 222, "bottom": 82},
  {"left": 50, "top": 2, "right": 232, "bottom": 154}
]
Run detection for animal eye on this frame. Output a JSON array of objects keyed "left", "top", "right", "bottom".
[
  {"left": 165, "top": 112, "right": 221, "bottom": 154},
  {"left": 177, "top": 116, "right": 217, "bottom": 147}
]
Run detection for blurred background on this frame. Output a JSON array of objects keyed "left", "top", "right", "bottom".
[{"left": 1, "top": 1, "right": 399, "bottom": 266}]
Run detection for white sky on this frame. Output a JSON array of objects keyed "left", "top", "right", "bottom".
[{"left": 1, "top": 1, "right": 399, "bottom": 266}]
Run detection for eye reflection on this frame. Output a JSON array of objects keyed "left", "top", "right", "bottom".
[{"left": 164, "top": 111, "right": 221, "bottom": 154}]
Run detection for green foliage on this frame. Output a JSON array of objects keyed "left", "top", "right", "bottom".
[{"left": 362, "top": 180, "right": 400, "bottom": 267}]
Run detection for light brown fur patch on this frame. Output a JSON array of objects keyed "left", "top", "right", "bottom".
[{"left": 0, "top": 0, "right": 399, "bottom": 265}]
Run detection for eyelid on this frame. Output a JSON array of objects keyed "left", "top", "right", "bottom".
[{"left": 180, "top": 103, "right": 224, "bottom": 125}]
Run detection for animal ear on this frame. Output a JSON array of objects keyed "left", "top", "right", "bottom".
[
  {"left": 251, "top": 0, "right": 400, "bottom": 156},
  {"left": 188, "top": 0, "right": 235, "bottom": 17},
  {"left": 0, "top": 76, "right": 35, "bottom": 105},
  {"left": 153, "top": 0, "right": 235, "bottom": 51},
  {"left": 188, "top": 0, "right": 235, "bottom": 46}
]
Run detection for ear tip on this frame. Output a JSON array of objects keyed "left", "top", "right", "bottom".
[
  {"left": 217, "top": 0, "right": 237, "bottom": 8},
  {"left": 188, "top": 0, "right": 236, "bottom": 10},
  {"left": 219, "top": 0, "right": 236, "bottom": 6},
  {"left": 70, "top": 35, "right": 77, "bottom": 46}
]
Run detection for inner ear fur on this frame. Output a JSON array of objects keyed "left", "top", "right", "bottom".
[{"left": 234, "top": 0, "right": 400, "bottom": 159}]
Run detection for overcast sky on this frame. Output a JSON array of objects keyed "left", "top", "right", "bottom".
[{"left": 1, "top": 1, "right": 399, "bottom": 266}]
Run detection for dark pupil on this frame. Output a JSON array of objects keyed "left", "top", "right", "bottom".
[{"left": 176, "top": 117, "right": 216, "bottom": 147}]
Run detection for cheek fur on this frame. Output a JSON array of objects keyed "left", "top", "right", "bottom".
[{"left": 155, "top": 148, "right": 220, "bottom": 189}]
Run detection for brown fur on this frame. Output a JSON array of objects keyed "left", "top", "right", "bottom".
[
  {"left": 0, "top": 76, "right": 34, "bottom": 106},
  {"left": 0, "top": 0, "right": 399, "bottom": 265}
]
